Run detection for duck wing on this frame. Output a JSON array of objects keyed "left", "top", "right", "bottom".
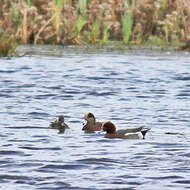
[
  {"left": 82, "top": 122, "right": 102, "bottom": 131},
  {"left": 117, "top": 127, "right": 143, "bottom": 135},
  {"left": 49, "top": 121, "right": 59, "bottom": 128}
]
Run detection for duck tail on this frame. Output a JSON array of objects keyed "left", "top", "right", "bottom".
[
  {"left": 141, "top": 128, "right": 151, "bottom": 139},
  {"left": 82, "top": 125, "right": 88, "bottom": 130}
]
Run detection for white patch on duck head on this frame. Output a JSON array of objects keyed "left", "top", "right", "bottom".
[{"left": 84, "top": 112, "right": 96, "bottom": 124}]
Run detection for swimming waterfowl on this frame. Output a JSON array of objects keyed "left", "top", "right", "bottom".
[
  {"left": 49, "top": 115, "right": 69, "bottom": 133},
  {"left": 102, "top": 121, "right": 150, "bottom": 139},
  {"left": 82, "top": 112, "right": 102, "bottom": 131}
]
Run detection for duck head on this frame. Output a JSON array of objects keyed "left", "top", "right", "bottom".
[
  {"left": 103, "top": 121, "right": 116, "bottom": 134},
  {"left": 58, "top": 115, "right": 64, "bottom": 123},
  {"left": 84, "top": 112, "right": 96, "bottom": 124}
]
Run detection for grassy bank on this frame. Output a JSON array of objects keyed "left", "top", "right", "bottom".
[{"left": 0, "top": 0, "right": 190, "bottom": 56}]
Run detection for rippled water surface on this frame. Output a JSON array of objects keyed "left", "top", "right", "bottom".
[{"left": 1, "top": 46, "right": 190, "bottom": 189}]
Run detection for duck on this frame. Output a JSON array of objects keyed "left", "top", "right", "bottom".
[
  {"left": 102, "top": 121, "right": 150, "bottom": 139},
  {"left": 49, "top": 115, "right": 69, "bottom": 133},
  {"left": 82, "top": 112, "right": 102, "bottom": 131}
]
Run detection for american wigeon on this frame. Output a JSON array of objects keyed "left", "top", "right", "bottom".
[
  {"left": 82, "top": 112, "right": 102, "bottom": 131},
  {"left": 49, "top": 115, "right": 69, "bottom": 133},
  {"left": 102, "top": 121, "right": 150, "bottom": 139}
]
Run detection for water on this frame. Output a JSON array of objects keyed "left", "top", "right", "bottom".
[{"left": 0, "top": 46, "right": 190, "bottom": 189}]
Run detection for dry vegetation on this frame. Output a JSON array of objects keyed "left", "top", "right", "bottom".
[{"left": 0, "top": 0, "right": 190, "bottom": 55}]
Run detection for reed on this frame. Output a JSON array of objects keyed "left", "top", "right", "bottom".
[
  {"left": 74, "top": 0, "right": 88, "bottom": 44},
  {"left": 11, "top": 3, "right": 21, "bottom": 28},
  {"left": 0, "top": 34, "right": 18, "bottom": 57},
  {"left": 87, "top": 19, "right": 102, "bottom": 44},
  {"left": 1, "top": 0, "right": 190, "bottom": 56},
  {"left": 24, "top": 0, "right": 33, "bottom": 7},
  {"left": 52, "top": 0, "right": 64, "bottom": 43},
  {"left": 102, "top": 24, "right": 110, "bottom": 44},
  {"left": 77, "top": 0, "right": 87, "bottom": 32},
  {"left": 122, "top": 0, "right": 135, "bottom": 44},
  {"left": 122, "top": 14, "right": 133, "bottom": 44}
]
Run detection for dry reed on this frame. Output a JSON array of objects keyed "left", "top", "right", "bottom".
[{"left": 1, "top": 0, "right": 190, "bottom": 56}]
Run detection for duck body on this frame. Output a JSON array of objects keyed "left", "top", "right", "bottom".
[
  {"left": 82, "top": 122, "right": 102, "bottom": 131},
  {"left": 82, "top": 113, "right": 102, "bottom": 131},
  {"left": 49, "top": 115, "right": 69, "bottom": 133},
  {"left": 103, "top": 121, "right": 150, "bottom": 139}
]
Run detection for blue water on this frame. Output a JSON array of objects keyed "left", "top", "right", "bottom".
[{"left": 0, "top": 46, "right": 190, "bottom": 189}]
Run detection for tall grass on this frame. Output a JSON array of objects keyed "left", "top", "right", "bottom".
[
  {"left": 1, "top": 0, "right": 190, "bottom": 56},
  {"left": 122, "top": 14, "right": 133, "bottom": 44},
  {"left": 102, "top": 25, "right": 110, "bottom": 44},
  {"left": 75, "top": 0, "right": 88, "bottom": 44},
  {"left": 122, "top": 0, "right": 135, "bottom": 44},
  {"left": 52, "top": 0, "right": 64, "bottom": 43},
  {"left": 87, "top": 19, "right": 102, "bottom": 44},
  {"left": 0, "top": 34, "right": 18, "bottom": 56}
]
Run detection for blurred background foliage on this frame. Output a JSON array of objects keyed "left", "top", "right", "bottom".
[{"left": 0, "top": 0, "right": 190, "bottom": 55}]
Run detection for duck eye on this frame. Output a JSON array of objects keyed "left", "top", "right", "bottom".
[
  {"left": 59, "top": 116, "right": 64, "bottom": 121},
  {"left": 88, "top": 113, "right": 94, "bottom": 118}
]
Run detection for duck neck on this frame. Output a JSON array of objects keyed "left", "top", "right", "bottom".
[{"left": 87, "top": 118, "right": 95, "bottom": 125}]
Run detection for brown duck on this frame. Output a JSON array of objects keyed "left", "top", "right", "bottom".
[
  {"left": 82, "top": 112, "right": 102, "bottom": 132},
  {"left": 103, "top": 121, "right": 150, "bottom": 139}
]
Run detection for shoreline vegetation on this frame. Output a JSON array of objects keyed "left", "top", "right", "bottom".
[{"left": 0, "top": 0, "right": 190, "bottom": 56}]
